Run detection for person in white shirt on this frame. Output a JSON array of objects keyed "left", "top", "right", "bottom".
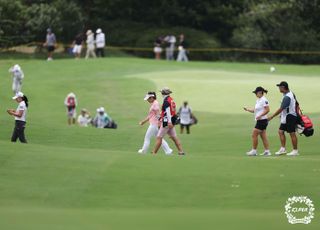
[
  {"left": 85, "top": 30, "right": 96, "bottom": 59},
  {"left": 244, "top": 86, "right": 270, "bottom": 156},
  {"left": 178, "top": 101, "right": 193, "bottom": 134},
  {"left": 8, "top": 64, "right": 24, "bottom": 94},
  {"left": 7, "top": 92, "right": 29, "bottom": 143},
  {"left": 95, "top": 28, "right": 105, "bottom": 57},
  {"left": 77, "top": 108, "right": 92, "bottom": 127}
]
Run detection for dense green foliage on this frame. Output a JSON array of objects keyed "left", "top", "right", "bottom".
[{"left": 1, "top": 0, "right": 320, "bottom": 62}]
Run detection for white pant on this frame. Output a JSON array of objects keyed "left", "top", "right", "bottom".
[
  {"left": 177, "top": 49, "right": 189, "bottom": 62},
  {"left": 12, "top": 79, "right": 22, "bottom": 94},
  {"left": 85, "top": 45, "right": 96, "bottom": 59},
  {"left": 141, "top": 124, "right": 172, "bottom": 154}
]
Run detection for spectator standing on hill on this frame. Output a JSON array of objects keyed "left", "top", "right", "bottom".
[
  {"left": 8, "top": 64, "right": 24, "bottom": 94},
  {"left": 177, "top": 34, "right": 189, "bottom": 62},
  {"left": 43, "top": 28, "right": 56, "bottom": 61},
  {"left": 64, "top": 93, "right": 77, "bottom": 125},
  {"left": 7, "top": 92, "right": 29, "bottom": 143},
  {"left": 95, "top": 28, "right": 105, "bottom": 57},
  {"left": 153, "top": 36, "right": 163, "bottom": 60},
  {"left": 85, "top": 30, "right": 96, "bottom": 59},
  {"left": 164, "top": 35, "right": 176, "bottom": 60},
  {"left": 138, "top": 91, "right": 173, "bottom": 155},
  {"left": 72, "top": 33, "right": 84, "bottom": 59}
]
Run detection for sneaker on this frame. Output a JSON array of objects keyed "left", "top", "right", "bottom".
[
  {"left": 138, "top": 149, "right": 145, "bottom": 154},
  {"left": 178, "top": 152, "right": 186, "bottom": 156},
  {"left": 287, "top": 150, "right": 299, "bottom": 156},
  {"left": 246, "top": 150, "right": 257, "bottom": 156},
  {"left": 165, "top": 149, "right": 173, "bottom": 155},
  {"left": 275, "top": 148, "right": 286, "bottom": 156},
  {"left": 260, "top": 151, "right": 271, "bottom": 156}
]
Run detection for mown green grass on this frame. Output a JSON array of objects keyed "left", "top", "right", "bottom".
[{"left": 0, "top": 58, "right": 319, "bottom": 230}]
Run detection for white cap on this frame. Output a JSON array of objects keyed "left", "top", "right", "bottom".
[
  {"left": 12, "top": 91, "right": 24, "bottom": 100},
  {"left": 144, "top": 93, "right": 155, "bottom": 101},
  {"left": 96, "top": 28, "right": 102, "bottom": 34},
  {"left": 13, "top": 64, "right": 21, "bottom": 71},
  {"left": 67, "top": 92, "right": 76, "bottom": 98},
  {"left": 97, "top": 107, "right": 105, "bottom": 112}
]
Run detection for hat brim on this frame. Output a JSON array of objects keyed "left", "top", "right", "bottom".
[{"left": 12, "top": 96, "right": 18, "bottom": 100}]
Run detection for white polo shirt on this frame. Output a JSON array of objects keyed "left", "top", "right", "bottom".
[
  {"left": 254, "top": 96, "right": 269, "bottom": 120},
  {"left": 15, "top": 101, "right": 27, "bottom": 122}
]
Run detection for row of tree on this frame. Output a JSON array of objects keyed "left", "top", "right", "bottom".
[{"left": 1, "top": 0, "right": 320, "bottom": 62}]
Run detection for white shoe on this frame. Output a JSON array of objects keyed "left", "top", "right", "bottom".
[
  {"left": 246, "top": 150, "right": 257, "bottom": 156},
  {"left": 260, "top": 151, "right": 271, "bottom": 156},
  {"left": 165, "top": 149, "right": 173, "bottom": 155},
  {"left": 287, "top": 150, "right": 299, "bottom": 156},
  {"left": 275, "top": 148, "right": 286, "bottom": 156},
  {"left": 138, "top": 149, "right": 145, "bottom": 154}
]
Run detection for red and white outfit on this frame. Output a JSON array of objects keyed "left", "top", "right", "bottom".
[
  {"left": 140, "top": 100, "right": 172, "bottom": 154},
  {"left": 157, "top": 95, "right": 177, "bottom": 138},
  {"left": 64, "top": 93, "right": 77, "bottom": 118}
]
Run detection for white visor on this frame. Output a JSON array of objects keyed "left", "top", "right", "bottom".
[{"left": 144, "top": 94, "right": 155, "bottom": 101}]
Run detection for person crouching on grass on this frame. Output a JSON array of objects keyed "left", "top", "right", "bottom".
[
  {"left": 244, "top": 87, "right": 271, "bottom": 156},
  {"left": 138, "top": 92, "right": 172, "bottom": 154},
  {"left": 7, "top": 92, "right": 29, "bottom": 143},
  {"left": 152, "top": 87, "right": 185, "bottom": 155}
]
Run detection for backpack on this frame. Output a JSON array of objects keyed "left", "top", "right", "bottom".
[{"left": 294, "top": 94, "right": 314, "bottom": 137}]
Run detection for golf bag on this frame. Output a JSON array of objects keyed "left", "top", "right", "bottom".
[{"left": 294, "top": 95, "right": 314, "bottom": 137}]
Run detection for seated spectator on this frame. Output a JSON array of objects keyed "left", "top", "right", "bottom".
[
  {"left": 93, "top": 107, "right": 117, "bottom": 129},
  {"left": 77, "top": 108, "right": 92, "bottom": 127}
]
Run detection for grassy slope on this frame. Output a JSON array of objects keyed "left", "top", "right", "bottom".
[{"left": 0, "top": 58, "right": 319, "bottom": 230}]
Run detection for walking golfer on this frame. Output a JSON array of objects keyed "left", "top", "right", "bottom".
[
  {"left": 244, "top": 87, "right": 271, "bottom": 156},
  {"left": 268, "top": 81, "right": 299, "bottom": 156},
  {"left": 152, "top": 87, "right": 185, "bottom": 155},
  {"left": 7, "top": 92, "right": 29, "bottom": 143},
  {"left": 8, "top": 64, "right": 24, "bottom": 94},
  {"left": 138, "top": 92, "right": 173, "bottom": 154}
]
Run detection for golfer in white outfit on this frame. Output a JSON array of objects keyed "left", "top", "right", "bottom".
[
  {"left": 9, "top": 64, "right": 24, "bottom": 94},
  {"left": 139, "top": 92, "right": 172, "bottom": 154}
]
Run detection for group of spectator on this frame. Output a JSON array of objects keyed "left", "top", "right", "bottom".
[
  {"left": 154, "top": 34, "right": 189, "bottom": 61},
  {"left": 64, "top": 93, "right": 117, "bottom": 129},
  {"left": 43, "top": 28, "right": 106, "bottom": 60}
]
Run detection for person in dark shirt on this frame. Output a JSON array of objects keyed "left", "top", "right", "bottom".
[
  {"left": 72, "top": 33, "right": 84, "bottom": 59},
  {"left": 177, "top": 34, "right": 189, "bottom": 62},
  {"left": 268, "top": 81, "right": 299, "bottom": 156},
  {"left": 152, "top": 87, "right": 185, "bottom": 155}
]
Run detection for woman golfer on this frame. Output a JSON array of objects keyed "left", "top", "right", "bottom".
[
  {"left": 152, "top": 87, "right": 185, "bottom": 155},
  {"left": 7, "top": 92, "right": 29, "bottom": 143},
  {"left": 139, "top": 92, "right": 172, "bottom": 154},
  {"left": 244, "top": 86, "right": 270, "bottom": 156}
]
